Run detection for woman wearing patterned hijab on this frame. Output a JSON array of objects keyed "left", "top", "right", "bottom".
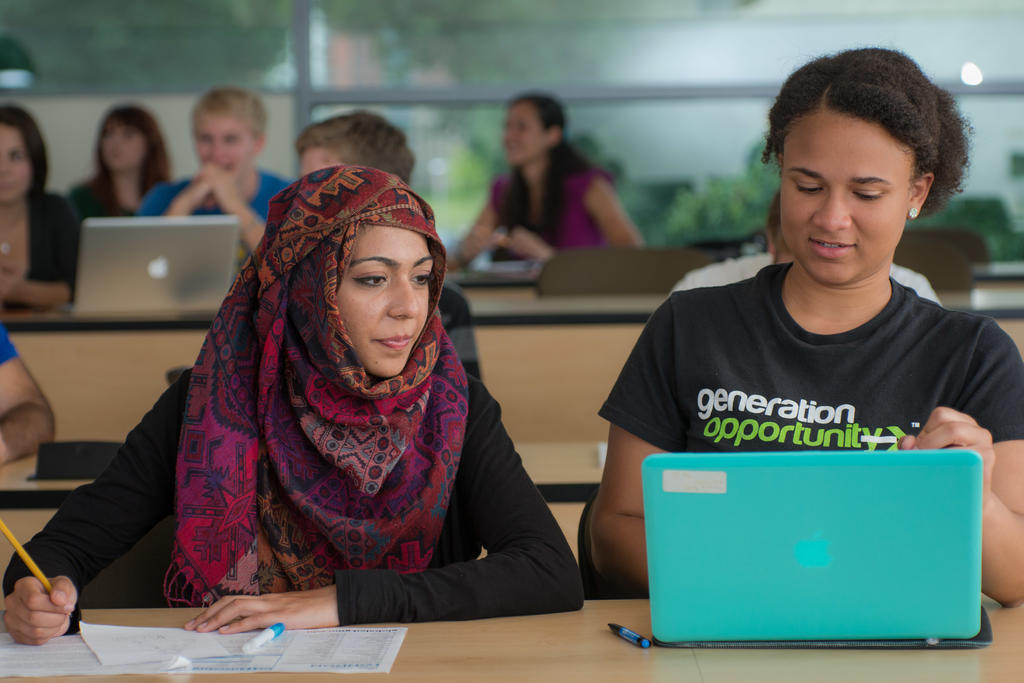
[{"left": 3, "top": 166, "right": 583, "bottom": 645}]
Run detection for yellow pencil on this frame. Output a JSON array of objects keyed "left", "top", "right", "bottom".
[{"left": 0, "top": 515, "right": 53, "bottom": 593}]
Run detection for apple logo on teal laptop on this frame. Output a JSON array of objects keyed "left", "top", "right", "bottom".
[{"left": 794, "top": 532, "right": 832, "bottom": 568}]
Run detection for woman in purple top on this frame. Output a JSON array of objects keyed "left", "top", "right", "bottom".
[{"left": 453, "top": 93, "right": 642, "bottom": 267}]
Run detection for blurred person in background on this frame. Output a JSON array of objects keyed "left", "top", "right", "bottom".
[
  {"left": 69, "top": 104, "right": 170, "bottom": 220},
  {"left": 0, "top": 105, "right": 78, "bottom": 309},
  {"left": 138, "top": 86, "right": 290, "bottom": 257},
  {"left": 453, "top": 92, "right": 641, "bottom": 268}
]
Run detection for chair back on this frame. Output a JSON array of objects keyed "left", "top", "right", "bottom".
[
  {"left": 905, "top": 227, "right": 989, "bottom": 264},
  {"left": 536, "top": 247, "right": 712, "bottom": 296},
  {"left": 894, "top": 233, "right": 973, "bottom": 294}
]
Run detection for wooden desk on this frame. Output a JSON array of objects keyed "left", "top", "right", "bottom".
[
  {"left": 973, "top": 261, "right": 1024, "bottom": 284},
  {"left": 2, "top": 599, "right": 1021, "bottom": 682},
  {"left": 520, "top": 441, "right": 603, "bottom": 500},
  {"left": 469, "top": 295, "right": 661, "bottom": 442},
  {"left": 520, "top": 441, "right": 603, "bottom": 558},
  {"left": 0, "top": 455, "right": 89, "bottom": 508},
  {"left": 0, "top": 455, "right": 80, "bottom": 567},
  {"left": 8, "top": 323, "right": 207, "bottom": 442}
]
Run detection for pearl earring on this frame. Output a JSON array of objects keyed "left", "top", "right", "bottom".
[{"left": 908, "top": 207, "right": 919, "bottom": 220}]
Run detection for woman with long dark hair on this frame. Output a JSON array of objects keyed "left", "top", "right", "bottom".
[
  {"left": 454, "top": 92, "right": 641, "bottom": 267},
  {"left": 69, "top": 104, "right": 170, "bottom": 219},
  {"left": 0, "top": 104, "right": 78, "bottom": 309}
]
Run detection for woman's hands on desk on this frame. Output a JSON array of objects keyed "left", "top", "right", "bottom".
[
  {"left": 452, "top": 218, "right": 508, "bottom": 269},
  {"left": 503, "top": 226, "right": 555, "bottom": 262},
  {"left": 184, "top": 584, "right": 339, "bottom": 634},
  {"left": 3, "top": 575, "right": 76, "bottom": 645},
  {"left": 461, "top": 224, "right": 554, "bottom": 263},
  {"left": 452, "top": 213, "right": 555, "bottom": 268}
]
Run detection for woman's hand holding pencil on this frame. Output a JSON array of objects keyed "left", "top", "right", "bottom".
[
  {"left": 4, "top": 575, "right": 77, "bottom": 645},
  {"left": 0, "top": 515, "right": 77, "bottom": 645}
]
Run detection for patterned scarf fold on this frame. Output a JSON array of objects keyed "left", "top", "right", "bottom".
[{"left": 165, "top": 165, "right": 468, "bottom": 606}]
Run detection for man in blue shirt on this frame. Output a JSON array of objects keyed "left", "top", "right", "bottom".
[
  {"left": 138, "top": 87, "right": 290, "bottom": 257},
  {"left": 0, "top": 322, "right": 54, "bottom": 464}
]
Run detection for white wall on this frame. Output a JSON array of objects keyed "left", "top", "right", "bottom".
[{"left": 9, "top": 92, "right": 297, "bottom": 194}]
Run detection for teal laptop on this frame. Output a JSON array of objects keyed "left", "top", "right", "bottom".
[{"left": 642, "top": 450, "right": 983, "bottom": 645}]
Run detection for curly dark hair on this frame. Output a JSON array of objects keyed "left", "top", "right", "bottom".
[{"left": 762, "top": 48, "right": 971, "bottom": 216}]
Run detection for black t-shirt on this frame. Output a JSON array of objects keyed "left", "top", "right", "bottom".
[
  {"left": 4, "top": 372, "right": 582, "bottom": 625},
  {"left": 600, "top": 264, "right": 1024, "bottom": 453}
]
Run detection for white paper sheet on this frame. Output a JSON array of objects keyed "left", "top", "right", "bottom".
[
  {"left": 0, "top": 624, "right": 407, "bottom": 676},
  {"left": 80, "top": 621, "right": 230, "bottom": 665},
  {"left": 274, "top": 627, "right": 407, "bottom": 672},
  {"left": 0, "top": 633, "right": 149, "bottom": 677}
]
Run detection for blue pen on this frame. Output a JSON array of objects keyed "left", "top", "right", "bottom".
[
  {"left": 608, "top": 622, "right": 651, "bottom": 648},
  {"left": 242, "top": 622, "right": 285, "bottom": 654}
]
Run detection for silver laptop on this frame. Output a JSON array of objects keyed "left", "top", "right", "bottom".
[{"left": 74, "top": 216, "right": 240, "bottom": 314}]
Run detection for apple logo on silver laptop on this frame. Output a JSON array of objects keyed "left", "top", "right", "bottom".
[
  {"left": 794, "top": 532, "right": 832, "bottom": 568},
  {"left": 147, "top": 256, "right": 169, "bottom": 280}
]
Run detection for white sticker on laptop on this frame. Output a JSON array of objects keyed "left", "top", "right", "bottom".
[{"left": 663, "top": 469, "right": 727, "bottom": 494}]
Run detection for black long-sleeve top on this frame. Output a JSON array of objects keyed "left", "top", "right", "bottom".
[
  {"left": 28, "top": 193, "right": 80, "bottom": 294},
  {"left": 4, "top": 372, "right": 583, "bottom": 624}
]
